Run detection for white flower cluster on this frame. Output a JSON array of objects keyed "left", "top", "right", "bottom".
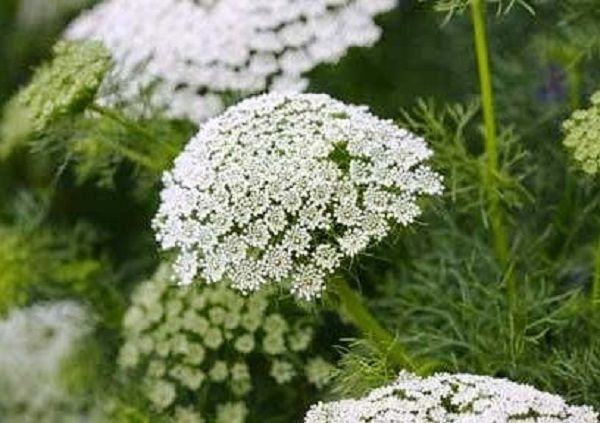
[
  {"left": 0, "top": 301, "right": 93, "bottom": 422},
  {"left": 119, "top": 264, "right": 334, "bottom": 422},
  {"left": 304, "top": 371, "right": 599, "bottom": 423},
  {"left": 65, "top": 0, "right": 396, "bottom": 122},
  {"left": 154, "top": 93, "right": 443, "bottom": 299}
]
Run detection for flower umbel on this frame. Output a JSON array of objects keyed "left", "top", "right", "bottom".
[
  {"left": 305, "top": 371, "right": 599, "bottom": 422},
  {"left": 0, "top": 302, "right": 93, "bottom": 421},
  {"left": 119, "top": 264, "right": 332, "bottom": 421},
  {"left": 65, "top": 0, "right": 396, "bottom": 122},
  {"left": 154, "top": 93, "right": 442, "bottom": 300},
  {"left": 563, "top": 91, "right": 600, "bottom": 174}
]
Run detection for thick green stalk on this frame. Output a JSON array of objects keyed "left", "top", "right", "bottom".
[
  {"left": 330, "top": 276, "right": 417, "bottom": 372},
  {"left": 470, "top": 0, "right": 514, "bottom": 303}
]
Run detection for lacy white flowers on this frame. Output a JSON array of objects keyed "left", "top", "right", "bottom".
[
  {"left": 304, "top": 371, "right": 599, "bottom": 423},
  {"left": 119, "top": 264, "right": 333, "bottom": 421},
  {"left": 65, "top": 0, "right": 396, "bottom": 122},
  {"left": 0, "top": 301, "right": 93, "bottom": 421},
  {"left": 154, "top": 93, "right": 443, "bottom": 299},
  {"left": 563, "top": 91, "right": 600, "bottom": 174}
]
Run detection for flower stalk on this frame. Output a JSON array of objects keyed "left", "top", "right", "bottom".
[
  {"left": 567, "top": 58, "right": 583, "bottom": 111},
  {"left": 470, "top": 0, "right": 515, "bottom": 307},
  {"left": 592, "top": 239, "right": 600, "bottom": 310},
  {"left": 330, "top": 276, "right": 417, "bottom": 372},
  {"left": 88, "top": 103, "right": 164, "bottom": 171}
]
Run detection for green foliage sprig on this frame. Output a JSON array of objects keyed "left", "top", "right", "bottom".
[
  {"left": 400, "top": 100, "right": 530, "bottom": 213},
  {"left": 425, "top": 0, "right": 535, "bottom": 20}
]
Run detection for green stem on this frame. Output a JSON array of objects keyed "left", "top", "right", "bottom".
[
  {"left": 330, "top": 276, "right": 417, "bottom": 372},
  {"left": 89, "top": 104, "right": 169, "bottom": 144},
  {"left": 111, "top": 143, "right": 162, "bottom": 171},
  {"left": 549, "top": 58, "right": 583, "bottom": 259},
  {"left": 593, "top": 239, "right": 600, "bottom": 310},
  {"left": 88, "top": 103, "right": 163, "bottom": 171},
  {"left": 470, "top": 0, "right": 514, "bottom": 304},
  {"left": 89, "top": 104, "right": 158, "bottom": 143},
  {"left": 567, "top": 58, "right": 583, "bottom": 111}
]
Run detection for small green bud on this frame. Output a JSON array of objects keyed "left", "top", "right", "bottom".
[
  {"left": 234, "top": 334, "right": 255, "bottom": 354},
  {"left": 209, "top": 361, "right": 229, "bottom": 382},
  {"left": 147, "top": 379, "right": 176, "bottom": 410},
  {"left": 270, "top": 360, "right": 297, "bottom": 385}
]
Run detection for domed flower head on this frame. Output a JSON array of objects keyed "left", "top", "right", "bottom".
[
  {"left": 154, "top": 93, "right": 442, "bottom": 300},
  {"left": 0, "top": 301, "right": 94, "bottom": 421},
  {"left": 65, "top": 0, "right": 396, "bottom": 122},
  {"left": 119, "top": 264, "right": 334, "bottom": 421},
  {"left": 305, "top": 371, "right": 599, "bottom": 423},
  {"left": 563, "top": 91, "right": 600, "bottom": 174}
]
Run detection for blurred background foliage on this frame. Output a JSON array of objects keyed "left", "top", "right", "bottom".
[{"left": 2, "top": 0, "right": 600, "bottom": 420}]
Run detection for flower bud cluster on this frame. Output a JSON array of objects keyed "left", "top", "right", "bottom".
[
  {"left": 119, "top": 264, "right": 334, "bottom": 422},
  {"left": 17, "top": 41, "right": 111, "bottom": 132}
]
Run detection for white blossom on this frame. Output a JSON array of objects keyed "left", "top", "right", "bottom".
[
  {"left": 64, "top": 0, "right": 397, "bottom": 122},
  {"left": 0, "top": 301, "right": 93, "bottom": 422},
  {"left": 304, "top": 371, "right": 599, "bottom": 423},
  {"left": 154, "top": 93, "right": 443, "bottom": 300}
]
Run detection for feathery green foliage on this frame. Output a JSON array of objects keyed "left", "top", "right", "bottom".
[
  {"left": 329, "top": 207, "right": 600, "bottom": 406},
  {"left": 0, "top": 225, "right": 54, "bottom": 314},
  {"left": 329, "top": 339, "right": 400, "bottom": 399},
  {"left": 0, "top": 221, "right": 125, "bottom": 323},
  {"left": 29, "top": 109, "right": 193, "bottom": 188},
  {"left": 0, "top": 97, "right": 33, "bottom": 158},
  {"left": 400, "top": 100, "right": 530, "bottom": 214},
  {"left": 426, "top": 0, "right": 535, "bottom": 18},
  {"left": 555, "top": 0, "right": 600, "bottom": 58}
]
